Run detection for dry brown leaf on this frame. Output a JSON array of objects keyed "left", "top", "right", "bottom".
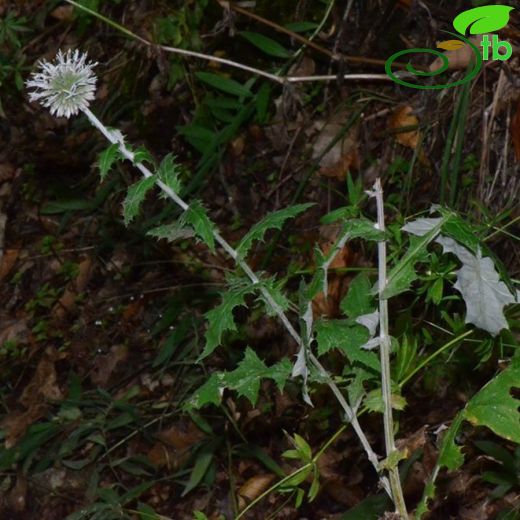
[
  {"left": 0, "top": 317, "right": 29, "bottom": 346},
  {"left": 147, "top": 421, "right": 205, "bottom": 470},
  {"left": 0, "top": 162, "right": 16, "bottom": 182},
  {"left": 389, "top": 105, "right": 420, "bottom": 150},
  {"left": 75, "top": 256, "right": 93, "bottom": 292},
  {"left": 237, "top": 474, "right": 276, "bottom": 511},
  {"left": 310, "top": 111, "right": 360, "bottom": 180},
  {"left": 510, "top": 96, "right": 520, "bottom": 161},
  {"left": 430, "top": 35, "right": 484, "bottom": 71},
  {"left": 20, "top": 356, "right": 64, "bottom": 405},
  {"left": 0, "top": 248, "right": 19, "bottom": 281},
  {"left": 8, "top": 474, "right": 27, "bottom": 513},
  {"left": 1, "top": 404, "right": 48, "bottom": 449},
  {"left": 50, "top": 5, "right": 74, "bottom": 20},
  {"left": 289, "top": 55, "right": 316, "bottom": 77},
  {"left": 229, "top": 135, "right": 245, "bottom": 158},
  {"left": 90, "top": 344, "right": 128, "bottom": 387},
  {"left": 53, "top": 257, "right": 93, "bottom": 319}
]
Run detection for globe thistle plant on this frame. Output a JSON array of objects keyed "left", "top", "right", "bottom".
[
  {"left": 26, "top": 49, "right": 97, "bottom": 118},
  {"left": 24, "top": 48, "right": 395, "bottom": 508}
]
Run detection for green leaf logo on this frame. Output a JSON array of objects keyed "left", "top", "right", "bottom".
[{"left": 453, "top": 5, "right": 514, "bottom": 35}]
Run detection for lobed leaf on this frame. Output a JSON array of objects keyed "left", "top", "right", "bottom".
[
  {"left": 464, "top": 357, "right": 520, "bottom": 442},
  {"left": 340, "top": 273, "right": 374, "bottom": 319},
  {"left": 122, "top": 175, "right": 156, "bottom": 226},
  {"left": 236, "top": 203, "right": 314, "bottom": 258},
  {"left": 147, "top": 222, "right": 194, "bottom": 243},
  {"left": 315, "top": 319, "right": 380, "bottom": 372},
  {"left": 181, "top": 200, "right": 216, "bottom": 252},
  {"left": 98, "top": 143, "right": 121, "bottom": 181},
  {"left": 157, "top": 153, "right": 183, "bottom": 194},
  {"left": 199, "top": 285, "right": 256, "bottom": 360},
  {"left": 436, "top": 236, "right": 515, "bottom": 336}
]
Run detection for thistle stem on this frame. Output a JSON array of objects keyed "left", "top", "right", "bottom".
[
  {"left": 81, "top": 106, "right": 392, "bottom": 499},
  {"left": 374, "top": 179, "right": 408, "bottom": 518}
]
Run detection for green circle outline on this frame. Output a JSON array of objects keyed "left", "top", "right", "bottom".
[{"left": 385, "top": 31, "right": 483, "bottom": 90}]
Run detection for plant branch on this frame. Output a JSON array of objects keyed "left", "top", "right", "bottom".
[
  {"left": 373, "top": 179, "right": 408, "bottom": 518},
  {"left": 64, "top": 0, "right": 420, "bottom": 88},
  {"left": 81, "top": 105, "right": 391, "bottom": 499}
]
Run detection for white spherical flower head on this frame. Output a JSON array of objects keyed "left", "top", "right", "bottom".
[{"left": 26, "top": 49, "right": 98, "bottom": 119}]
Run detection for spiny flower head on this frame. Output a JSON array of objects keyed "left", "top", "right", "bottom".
[{"left": 26, "top": 49, "right": 98, "bottom": 118}]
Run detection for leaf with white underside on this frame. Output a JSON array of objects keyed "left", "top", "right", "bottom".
[
  {"left": 181, "top": 200, "right": 216, "bottom": 252},
  {"left": 147, "top": 222, "right": 194, "bottom": 243},
  {"left": 355, "top": 310, "right": 379, "bottom": 337},
  {"left": 384, "top": 216, "right": 447, "bottom": 298},
  {"left": 402, "top": 217, "right": 443, "bottom": 236},
  {"left": 199, "top": 285, "right": 256, "bottom": 361},
  {"left": 436, "top": 236, "right": 514, "bottom": 336},
  {"left": 236, "top": 203, "right": 314, "bottom": 258},
  {"left": 122, "top": 175, "right": 156, "bottom": 225}
]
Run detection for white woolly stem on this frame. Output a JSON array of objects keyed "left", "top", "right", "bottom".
[
  {"left": 373, "top": 179, "right": 408, "bottom": 518},
  {"left": 81, "top": 106, "right": 391, "bottom": 499}
]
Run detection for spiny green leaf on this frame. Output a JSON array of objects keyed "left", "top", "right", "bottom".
[
  {"left": 132, "top": 146, "right": 155, "bottom": 165},
  {"left": 417, "top": 358, "right": 520, "bottom": 518},
  {"left": 416, "top": 412, "right": 464, "bottom": 518},
  {"left": 340, "top": 273, "right": 374, "bottom": 319},
  {"left": 122, "top": 175, "right": 156, "bottom": 226},
  {"left": 385, "top": 216, "right": 448, "bottom": 298},
  {"left": 341, "top": 218, "right": 385, "bottom": 241},
  {"left": 199, "top": 285, "right": 256, "bottom": 360},
  {"left": 147, "top": 222, "right": 194, "bottom": 243},
  {"left": 157, "top": 153, "right": 183, "bottom": 194},
  {"left": 257, "top": 276, "right": 290, "bottom": 316},
  {"left": 320, "top": 207, "right": 355, "bottom": 225},
  {"left": 237, "top": 203, "right": 314, "bottom": 258},
  {"left": 315, "top": 319, "right": 380, "bottom": 372},
  {"left": 223, "top": 349, "right": 292, "bottom": 406},
  {"left": 98, "top": 143, "right": 121, "bottom": 180},
  {"left": 240, "top": 31, "right": 291, "bottom": 58},
  {"left": 364, "top": 388, "right": 407, "bottom": 413},
  {"left": 195, "top": 71, "right": 252, "bottom": 98},
  {"left": 464, "top": 357, "right": 520, "bottom": 442},
  {"left": 181, "top": 200, "right": 216, "bottom": 252},
  {"left": 440, "top": 213, "right": 481, "bottom": 254},
  {"left": 223, "top": 347, "right": 267, "bottom": 405},
  {"left": 186, "top": 373, "right": 225, "bottom": 409},
  {"left": 268, "top": 357, "right": 293, "bottom": 393},
  {"left": 187, "top": 355, "right": 292, "bottom": 410}
]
